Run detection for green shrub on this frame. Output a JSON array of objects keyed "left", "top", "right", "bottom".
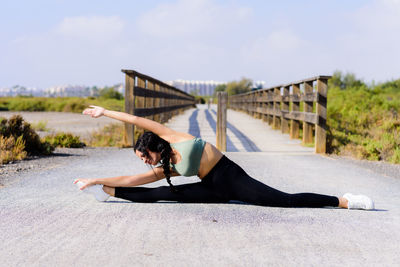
[
  {"left": 99, "top": 87, "right": 124, "bottom": 100},
  {"left": 326, "top": 74, "right": 400, "bottom": 164},
  {"left": 43, "top": 132, "right": 86, "bottom": 148},
  {"left": 0, "top": 135, "right": 27, "bottom": 164},
  {"left": 0, "top": 115, "right": 54, "bottom": 155}
]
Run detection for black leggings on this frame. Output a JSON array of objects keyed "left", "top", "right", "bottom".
[{"left": 115, "top": 156, "right": 339, "bottom": 208}]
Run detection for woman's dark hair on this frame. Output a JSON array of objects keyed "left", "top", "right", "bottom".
[{"left": 134, "top": 131, "right": 177, "bottom": 192}]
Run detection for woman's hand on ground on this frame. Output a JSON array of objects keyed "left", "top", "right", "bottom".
[
  {"left": 74, "top": 178, "right": 96, "bottom": 190},
  {"left": 82, "top": 105, "right": 105, "bottom": 118}
]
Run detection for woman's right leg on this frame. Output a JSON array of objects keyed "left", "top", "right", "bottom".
[{"left": 113, "top": 182, "right": 226, "bottom": 203}]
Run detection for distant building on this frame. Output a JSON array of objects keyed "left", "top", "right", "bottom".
[
  {"left": 165, "top": 79, "right": 267, "bottom": 95},
  {"left": 43, "top": 85, "right": 90, "bottom": 97},
  {"left": 166, "top": 80, "right": 226, "bottom": 96},
  {"left": 0, "top": 85, "right": 43, "bottom": 97},
  {"left": 0, "top": 83, "right": 125, "bottom": 97}
]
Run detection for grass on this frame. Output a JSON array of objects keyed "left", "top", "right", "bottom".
[
  {"left": 0, "top": 96, "right": 124, "bottom": 113},
  {"left": 31, "top": 120, "right": 49, "bottom": 132},
  {"left": 86, "top": 123, "right": 126, "bottom": 147}
]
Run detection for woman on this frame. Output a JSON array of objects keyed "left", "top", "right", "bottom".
[{"left": 74, "top": 105, "right": 374, "bottom": 210}]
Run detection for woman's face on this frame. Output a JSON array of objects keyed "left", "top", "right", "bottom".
[{"left": 135, "top": 149, "right": 161, "bottom": 165}]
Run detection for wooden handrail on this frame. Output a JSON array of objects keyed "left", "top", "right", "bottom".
[
  {"left": 228, "top": 76, "right": 331, "bottom": 153},
  {"left": 122, "top": 69, "right": 196, "bottom": 146}
]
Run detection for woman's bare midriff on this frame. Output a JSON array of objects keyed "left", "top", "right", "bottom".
[{"left": 197, "top": 142, "right": 224, "bottom": 179}]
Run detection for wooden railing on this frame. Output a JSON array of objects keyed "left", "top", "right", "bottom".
[
  {"left": 228, "top": 75, "right": 331, "bottom": 153},
  {"left": 122, "top": 69, "right": 195, "bottom": 146}
]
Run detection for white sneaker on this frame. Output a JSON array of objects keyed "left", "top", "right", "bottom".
[
  {"left": 76, "top": 181, "right": 110, "bottom": 202},
  {"left": 343, "top": 193, "right": 374, "bottom": 210}
]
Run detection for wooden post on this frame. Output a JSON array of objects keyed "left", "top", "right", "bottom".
[
  {"left": 290, "top": 83, "right": 300, "bottom": 139},
  {"left": 154, "top": 83, "right": 161, "bottom": 123},
  {"left": 216, "top": 92, "right": 227, "bottom": 151},
  {"left": 166, "top": 88, "right": 171, "bottom": 121},
  {"left": 303, "top": 81, "right": 314, "bottom": 144},
  {"left": 173, "top": 91, "right": 178, "bottom": 116},
  {"left": 262, "top": 90, "right": 267, "bottom": 122},
  {"left": 268, "top": 88, "right": 273, "bottom": 125},
  {"left": 244, "top": 94, "right": 248, "bottom": 115},
  {"left": 281, "top": 86, "right": 290, "bottom": 133},
  {"left": 136, "top": 76, "right": 146, "bottom": 138},
  {"left": 124, "top": 74, "right": 135, "bottom": 146},
  {"left": 252, "top": 92, "right": 256, "bottom": 118},
  {"left": 255, "top": 92, "right": 260, "bottom": 119},
  {"left": 273, "top": 87, "right": 281, "bottom": 129},
  {"left": 178, "top": 92, "right": 183, "bottom": 113},
  {"left": 257, "top": 91, "right": 262, "bottom": 119},
  {"left": 315, "top": 79, "right": 328, "bottom": 153},
  {"left": 146, "top": 81, "right": 155, "bottom": 121},
  {"left": 246, "top": 94, "right": 249, "bottom": 114},
  {"left": 247, "top": 93, "right": 251, "bottom": 115},
  {"left": 159, "top": 86, "right": 166, "bottom": 123}
]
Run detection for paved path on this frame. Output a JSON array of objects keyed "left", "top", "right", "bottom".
[
  {"left": 166, "top": 104, "right": 312, "bottom": 153},
  {"left": 1, "top": 106, "right": 399, "bottom": 266}
]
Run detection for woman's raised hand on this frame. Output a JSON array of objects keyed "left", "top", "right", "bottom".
[{"left": 82, "top": 105, "right": 105, "bottom": 118}]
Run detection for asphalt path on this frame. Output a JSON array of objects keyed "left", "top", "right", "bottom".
[{"left": 1, "top": 147, "right": 399, "bottom": 266}]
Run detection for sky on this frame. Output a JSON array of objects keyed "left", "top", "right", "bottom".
[{"left": 1, "top": 0, "right": 400, "bottom": 88}]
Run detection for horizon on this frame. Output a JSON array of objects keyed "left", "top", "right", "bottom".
[{"left": 1, "top": 0, "right": 400, "bottom": 89}]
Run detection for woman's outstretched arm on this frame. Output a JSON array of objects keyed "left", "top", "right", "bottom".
[
  {"left": 74, "top": 167, "right": 179, "bottom": 189},
  {"left": 82, "top": 105, "right": 192, "bottom": 143}
]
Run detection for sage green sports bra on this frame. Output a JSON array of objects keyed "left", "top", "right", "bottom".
[{"left": 170, "top": 138, "right": 206, "bottom": 176}]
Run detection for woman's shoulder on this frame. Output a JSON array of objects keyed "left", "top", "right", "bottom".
[{"left": 169, "top": 133, "right": 197, "bottom": 144}]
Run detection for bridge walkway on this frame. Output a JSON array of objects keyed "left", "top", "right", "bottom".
[{"left": 165, "top": 104, "right": 313, "bottom": 154}]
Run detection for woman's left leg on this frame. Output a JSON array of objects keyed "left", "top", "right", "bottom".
[{"left": 220, "top": 158, "right": 339, "bottom": 208}]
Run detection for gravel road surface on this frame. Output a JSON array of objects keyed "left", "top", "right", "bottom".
[
  {"left": 0, "top": 111, "right": 120, "bottom": 139},
  {"left": 1, "top": 147, "right": 399, "bottom": 266}
]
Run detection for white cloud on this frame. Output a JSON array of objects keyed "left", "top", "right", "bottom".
[
  {"left": 137, "top": 0, "right": 252, "bottom": 38},
  {"left": 56, "top": 16, "right": 124, "bottom": 42}
]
